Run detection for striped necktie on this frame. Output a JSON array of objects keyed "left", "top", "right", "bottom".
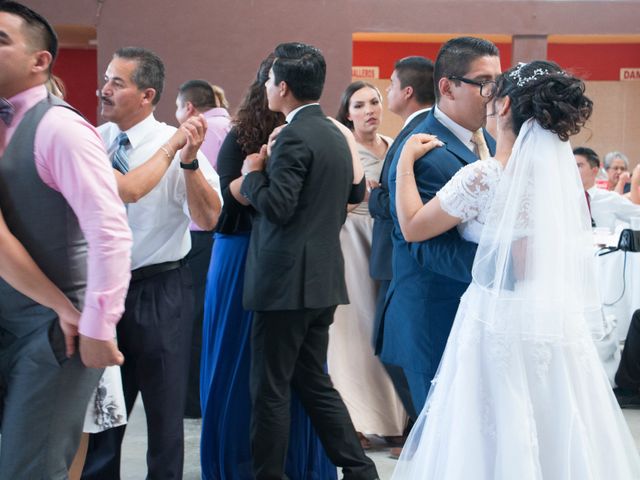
[
  {"left": 0, "top": 98, "right": 15, "bottom": 126},
  {"left": 112, "top": 132, "right": 130, "bottom": 174}
]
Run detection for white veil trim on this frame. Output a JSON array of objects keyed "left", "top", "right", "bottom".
[{"left": 470, "top": 119, "right": 603, "bottom": 340}]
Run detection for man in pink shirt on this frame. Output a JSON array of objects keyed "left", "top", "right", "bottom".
[
  {"left": 175, "top": 79, "right": 231, "bottom": 417},
  {"left": 0, "top": 2, "right": 132, "bottom": 478}
]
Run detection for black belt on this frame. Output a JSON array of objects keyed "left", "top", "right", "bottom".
[{"left": 131, "top": 258, "right": 185, "bottom": 282}]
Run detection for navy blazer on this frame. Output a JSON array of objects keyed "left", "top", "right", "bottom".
[
  {"left": 380, "top": 109, "right": 495, "bottom": 378},
  {"left": 368, "top": 109, "right": 430, "bottom": 281}
]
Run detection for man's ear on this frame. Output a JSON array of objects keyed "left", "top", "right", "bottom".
[
  {"left": 403, "top": 85, "right": 414, "bottom": 101},
  {"left": 32, "top": 50, "right": 52, "bottom": 75},
  {"left": 186, "top": 101, "right": 197, "bottom": 117},
  {"left": 142, "top": 88, "right": 157, "bottom": 106},
  {"left": 279, "top": 80, "right": 289, "bottom": 98},
  {"left": 439, "top": 77, "right": 454, "bottom": 100}
]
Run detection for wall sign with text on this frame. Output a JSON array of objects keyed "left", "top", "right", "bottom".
[
  {"left": 352, "top": 66, "right": 380, "bottom": 79},
  {"left": 620, "top": 68, "right": 640, "bottom": 81}
]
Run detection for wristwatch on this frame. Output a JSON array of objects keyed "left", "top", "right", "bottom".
[{"left": 180, "top": 158, "right": 199, "bottom": 170}]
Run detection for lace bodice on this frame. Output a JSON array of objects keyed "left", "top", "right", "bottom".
[{"left": 436, "top": 158, "right": 503, "bottom": 242}]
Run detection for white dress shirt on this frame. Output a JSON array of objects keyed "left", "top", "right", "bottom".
[
  {"left": 285, "top": 103, "right": 320, "bottom": 123},
  {"left": 403, "top": 107, "right": 432, "bottom": 128},
  {"left": 588, "top": 185, "right": 640, "bottom": 230},
  {"left": 433, "top": 105, "right": 475, "bottom": 153},
  {"left": 99, "top": 114, "right": 222, "bottom": 270}
]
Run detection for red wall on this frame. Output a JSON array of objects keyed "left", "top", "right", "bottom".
[
  {"left": 548, "top": 43, "right": 640, "bottom": 81},
  {"left": 353, "top": 41, "right": 513, "bottom": 79},
  {"left": 354, "top": 39, "right": 640, "bottom": 82},
  {"left": 52, "top": 48, "right": 98, "bottom": 125}
]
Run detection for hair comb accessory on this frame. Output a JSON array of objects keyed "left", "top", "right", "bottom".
[{"left": 508, "top": 62, "right": 561, "bottom": 87}]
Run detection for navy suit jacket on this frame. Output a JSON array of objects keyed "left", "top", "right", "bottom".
[
  {"left": 368, "top": 109, "right": 430, "bottom": 281},
  {"left": 380, "top": 109, "right": 495, "bottom": 378}
]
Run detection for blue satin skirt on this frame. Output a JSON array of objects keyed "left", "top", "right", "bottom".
[{"left": 200, "top": 232, "right": 337, "bottom": 479}]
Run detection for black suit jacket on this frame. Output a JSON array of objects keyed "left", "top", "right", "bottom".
[
  {"left": 241, "top": 104, "right": 352, "bottom": 311},
  {"left": 368, "top": 109, "right": 430, "bottom": 280}
]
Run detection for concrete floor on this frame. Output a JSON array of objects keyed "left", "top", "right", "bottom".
[{"left": 120, "top": 398, "right": 640, "bottom": 479}]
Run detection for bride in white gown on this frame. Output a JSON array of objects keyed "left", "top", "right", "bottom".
[{"left": 391, "top": 61, "right": 640, "bottom": 479}]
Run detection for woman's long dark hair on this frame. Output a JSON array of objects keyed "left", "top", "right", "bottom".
[{"left": 234, "top": 54, "right": 285, "bottom": 155}]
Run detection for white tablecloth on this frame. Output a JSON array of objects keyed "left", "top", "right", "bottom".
[{"left": 595, "top": 248, "right": 640, "bottom": 340}]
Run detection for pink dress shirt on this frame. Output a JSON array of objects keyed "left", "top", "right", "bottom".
[
  {"left": 0, "top": 85, "right": 132, "bottom": 341},
  {"left": 190, "top": 107, "right": 231, "bottom": 232}
]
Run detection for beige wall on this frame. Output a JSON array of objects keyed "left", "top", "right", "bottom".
[
  {"left": 23, "top": 0, "right": 640, "bottom": 124},
  {"left": 574, "top": 82, "right": 640, "bottom": 167}
]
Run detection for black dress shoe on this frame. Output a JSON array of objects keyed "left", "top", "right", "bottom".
[{"left": 614, "top": 387, "right": 640, "bottom": 408}]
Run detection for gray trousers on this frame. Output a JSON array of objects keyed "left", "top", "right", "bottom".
[{"left": 0, "top": 320, "right": 102, "bottom": 479}]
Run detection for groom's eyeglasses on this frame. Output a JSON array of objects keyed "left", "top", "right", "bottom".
[{"left": 448, "top": 76, "right": 497, "bottom": 98}]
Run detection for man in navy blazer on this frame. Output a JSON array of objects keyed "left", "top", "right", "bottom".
[
  {"left": 369, "top": 56, "right": 435, "bottom": 421},
  {"left": 381, "top": 37, "right": 501, "bottom": 413}
]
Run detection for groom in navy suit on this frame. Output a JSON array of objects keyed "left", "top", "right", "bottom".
[
  {"left": 369, "top": 56, "right": 435, "bottom": 421},
  {"left": 381, "top": 37, "right": 501, "bottom": 412}
]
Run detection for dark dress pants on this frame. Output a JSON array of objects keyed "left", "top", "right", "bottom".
[
  {"left": 184, "top": 230, "right": 214, "bottom": 417},
  {"left": 81, "top": 265, "right": 194, "bottom": 480},
  {"left": 250, "top": 306, "right": 378, "bottom": 480},
  {"left": 616, "top": 309, "right": 640, "bottom": 390},
  {"left": 373, "top": 279, "right": 417, "bottom": 420}
]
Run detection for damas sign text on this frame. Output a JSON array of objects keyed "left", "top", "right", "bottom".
[{"left": 620, "top": 68, "right": 640, "bottom": 81}]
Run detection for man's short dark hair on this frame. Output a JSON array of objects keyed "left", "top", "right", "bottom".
[
  {"left": 394, "top": 56, "right": 435, "bottom": 106},
  {"left": 434, "top": 36, "right": 499, "bottom": 102},
  {"left": 178, "top": 80, "right": 217, "bottom": 111},
  {"left": 0, "top": 1, "right": 58, "bottom": 66},
  {"left": 574, "top": 146, "right": 600, "bottom": 169},
  {"left": 115, "top": 47, "right": 165, "bottom": 105},
  {"left": 272, "top": 42, "right": 326, "bottom": 102}
]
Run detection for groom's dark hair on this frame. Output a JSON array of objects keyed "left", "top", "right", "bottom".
[
  {"left": 434, "top": 36, "right": 499, "bottom": 102},
  {"left": 273, "top": 42, "right": 326, "bottom": 101}
]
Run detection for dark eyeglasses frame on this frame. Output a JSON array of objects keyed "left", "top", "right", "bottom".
[{"left": 448, "top": 76, "right": 497, "bottom": 98}]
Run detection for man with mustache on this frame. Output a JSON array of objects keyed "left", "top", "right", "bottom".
[{"left": 82, "top": 47, "right": 222, "bottom": 479}]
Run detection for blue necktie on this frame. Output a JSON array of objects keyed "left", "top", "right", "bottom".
[
  {"left": 0, "top": 98, "right": 15, "bottom": 126},
  {"left": 112, "top": 132, "right": 130, "bottom": 174}
]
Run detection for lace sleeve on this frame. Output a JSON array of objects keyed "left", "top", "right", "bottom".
[{"left": 436, "top": 159, "right": 502, "bottom": 222}]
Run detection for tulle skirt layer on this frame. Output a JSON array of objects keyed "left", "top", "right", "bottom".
[{"left": 393, "top": 284, "right": 640, "bottom": 480}]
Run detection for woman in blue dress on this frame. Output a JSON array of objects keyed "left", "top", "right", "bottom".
[{"left": 200, "top": 54, "right": 337, "bottom": 480}]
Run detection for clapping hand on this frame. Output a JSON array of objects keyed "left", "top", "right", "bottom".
[{"left": 178, "top": 114, "right": 208, "bottom": 162}]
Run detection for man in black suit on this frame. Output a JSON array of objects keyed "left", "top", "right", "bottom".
[
  {"left": 237, "top": 43, "right": 379, "bottom": 480},
  {"left": 369, "top": 56, "right": 435, "bottom": 425}
]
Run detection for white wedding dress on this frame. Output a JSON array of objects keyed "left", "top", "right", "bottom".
[{"left": 392, "top": 121, "right": 640, "bottom": 479}]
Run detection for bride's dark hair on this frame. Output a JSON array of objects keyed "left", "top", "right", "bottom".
[{"left": 495, "top": 60, "right": 593, "bottom": 141}]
